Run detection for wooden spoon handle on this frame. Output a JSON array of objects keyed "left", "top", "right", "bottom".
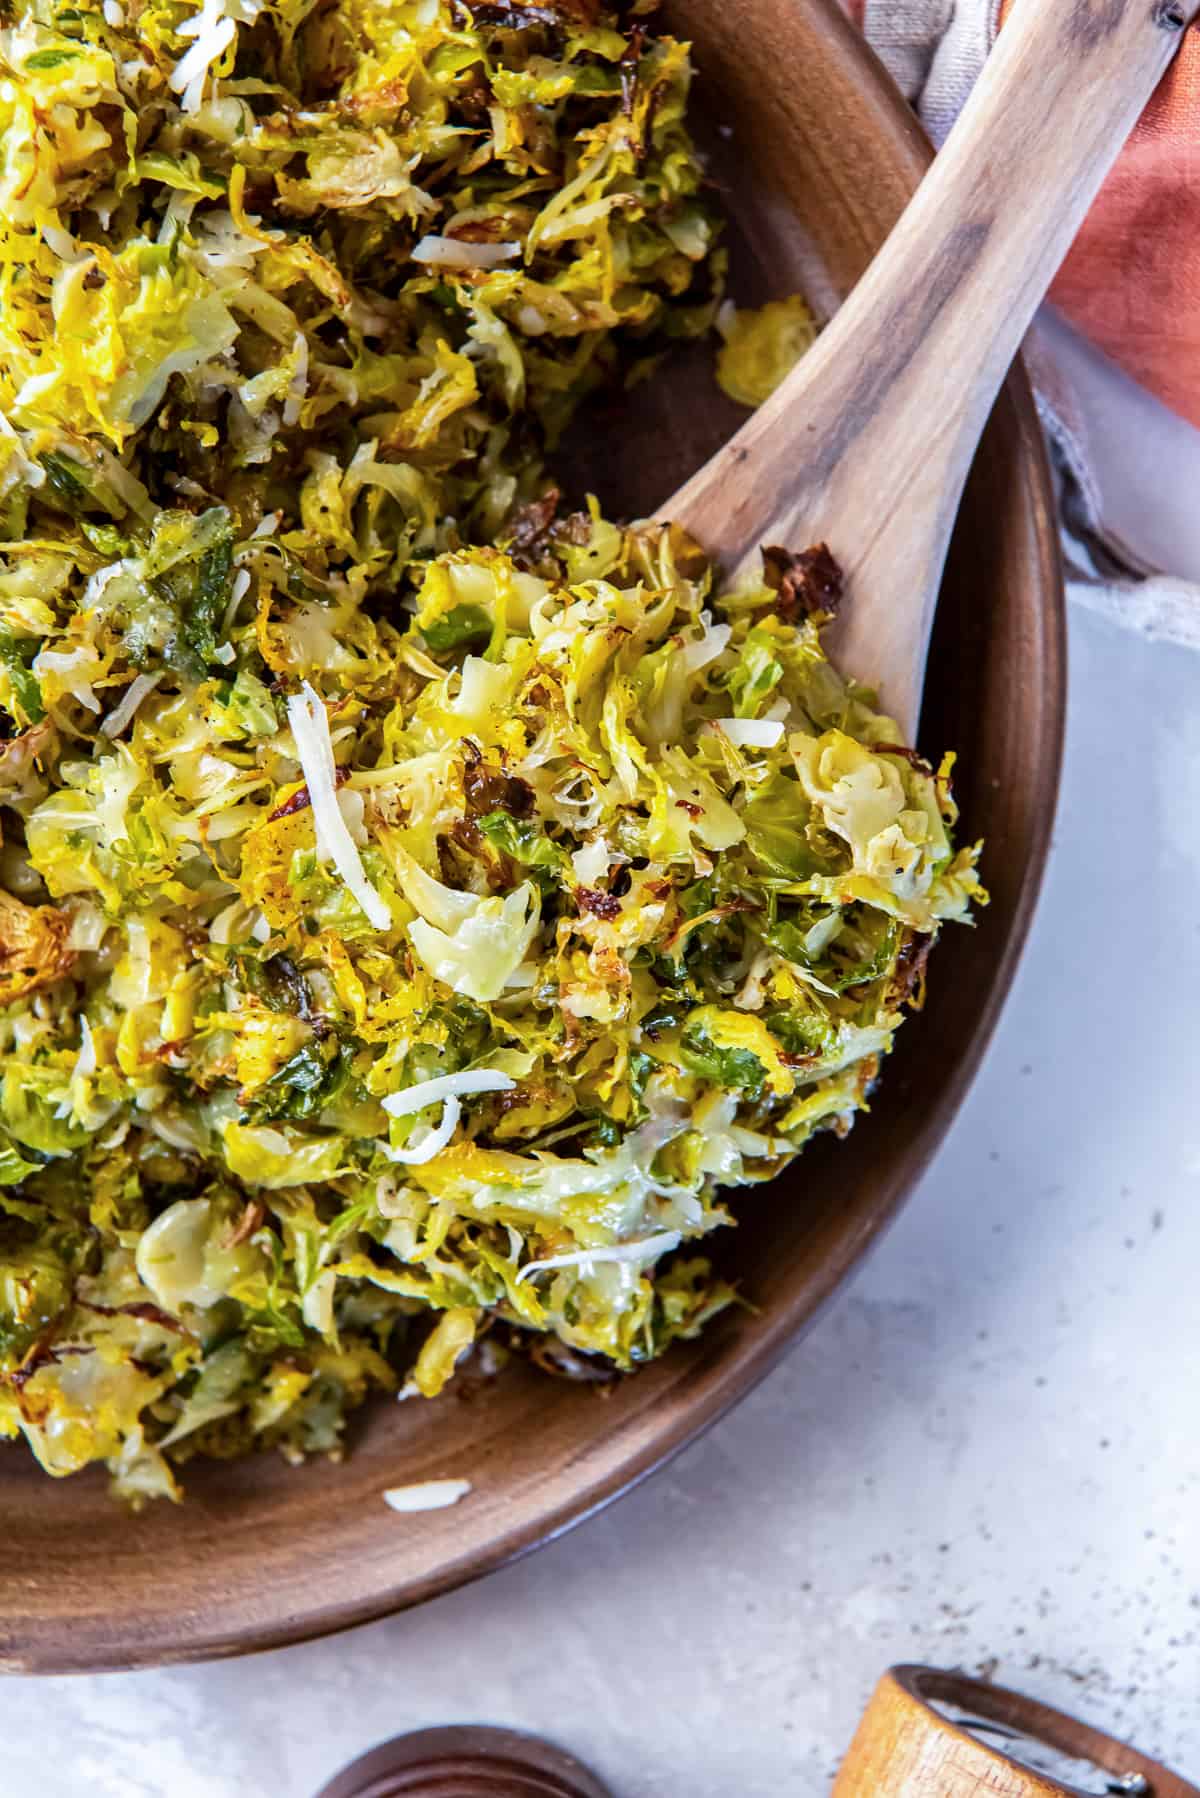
[
  {"left": 833, "top": 1664, "right": 1200, "bottom": 1795},
  {"left": 669, "top": 0, "right": 1198, "bottom": 733}
]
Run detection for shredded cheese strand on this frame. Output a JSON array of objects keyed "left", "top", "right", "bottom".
[
  {"left": 101, "top": 671, "right": 162, "bottom": 738},
  {"left": 285, "top": 682, "right": 390, "bottom": 930},
  {"left": 516, "top": 1231, "right": 683, "bottom": 1284},
  {"left": 383, "top": 1479, "right": 472, "bottom": 1512},
  {"left": 382, "top": 1069, "right": 515, "bottom": 1117},
  {"left": 714, "top": 717, "right": 786, "bottom": 748},
  {"left": 383, "top": 1094, "right": 461, "bottom": 1165}
]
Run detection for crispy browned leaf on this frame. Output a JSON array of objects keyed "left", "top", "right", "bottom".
[
  {"left": 0, "top": 721, "right": 56, "bottom": 806},
  {"left": 761, "top": 541, "right": 844, "bottom": 617},
  {"left": 0, "top": 891, "right": 76, "bottom": 1006}
]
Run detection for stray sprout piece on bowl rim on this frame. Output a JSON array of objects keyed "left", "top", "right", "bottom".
[{"left": 382, "top": 1480, "right": 473, "bottom": 1515}]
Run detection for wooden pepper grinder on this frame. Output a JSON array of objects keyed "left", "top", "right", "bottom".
[{"left": 833, "top": 1665, "right": 1200, "bottom": 1796}]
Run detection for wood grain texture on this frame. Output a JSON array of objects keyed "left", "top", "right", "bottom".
[
  {"left": 313, "top": 1726, "right": 615, "bottom": 1798},
  {"left": 834, "top": 1666, "right": 1200, "bottom": 1796},
  {"left": 0, "top": 0, "right": 1064, "bottom": 1673},
  {"left": 667, "top": 0, "right": 1198, "bottom": 733}
]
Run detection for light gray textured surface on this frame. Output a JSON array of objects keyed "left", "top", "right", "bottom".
[{"left": 4, "top": 602, "right": 1199, "bottom": 1797}]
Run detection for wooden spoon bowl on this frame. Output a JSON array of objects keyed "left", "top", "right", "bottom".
[{"left": 0, "top": 0, "right": 1064, "bottom": 1673}]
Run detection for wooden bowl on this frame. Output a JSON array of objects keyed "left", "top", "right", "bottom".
[{"left": 0, "top": 0, "right": 1064, "bottom": 1673}]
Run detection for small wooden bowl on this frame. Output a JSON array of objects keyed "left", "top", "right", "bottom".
[
  {"left": 313, "top": 1726, "right": 614, "bottom": 1798},
  {"left": 834, "top": 1666, "right": 1200, "bottom": 1796},
  {"left": 0, "top": 0, "right": 1064, "bottom": 1672}
]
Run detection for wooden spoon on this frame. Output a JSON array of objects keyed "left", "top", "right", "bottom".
[{"left": 666, "top": 0, "right": 1199, "bottom": 737}]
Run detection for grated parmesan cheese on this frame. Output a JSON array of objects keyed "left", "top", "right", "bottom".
[
  {"left": 382, "top": 1069, "right": 515, "bottom": 1118},
  {"left": 223, "top": 567, "right": 251, "bottom": 639},
  {"left": 712, "top": 717, "right": 785, "bottom": 749},
  {"left": 285, "top": 682, "right": 390, "bottom": 930},
  {"left": 383, "top": 1094, "right": 461, "bottom": 1165},
  {"left": 72, "top": 1016, "right": 96, "bottom": 1081},
  {"left": 169, "top": 15, "right": 236, "bottom": 109},
  {"left": 679, "top": 615, "right": 731, "bottom": 674},
  {"left": 169, "top": 0, "right": 265, "bottom": 113},
  {"left": 516, "top": 1230, "right": 682, "bottom": 1284},
  {"left": 411, "top": 235, "right": 521, "bottom": 271},
  {"left": 379, "top": 1070, "right": 515, "bottom": 1167},
  {"left": 383, "top": 1478, "right": 472, "bottom": 1513}
]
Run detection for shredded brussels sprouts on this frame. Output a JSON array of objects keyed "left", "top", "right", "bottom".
[
  {"left": 0, "top": 0, "right": 982, "bottom": 1503},
  {"left": 716, "top": 294, "right": 818, "bottom": 407}
]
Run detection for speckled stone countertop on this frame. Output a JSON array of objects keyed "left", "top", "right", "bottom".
[{"left": 3, "top": 601, "right": 1199, "bottom": 1798}]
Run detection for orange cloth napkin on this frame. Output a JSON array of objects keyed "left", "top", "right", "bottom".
[
  {"left": 1013, "top": 4, "right": 1200, "bottom": 432},
  {"left": 845, "top": 0, "right": 1200, "bottom": 611}
]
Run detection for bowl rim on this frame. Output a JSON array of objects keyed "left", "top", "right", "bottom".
[{"left": 0, "top": 0, "right": 1066, "bottom": 1676}]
